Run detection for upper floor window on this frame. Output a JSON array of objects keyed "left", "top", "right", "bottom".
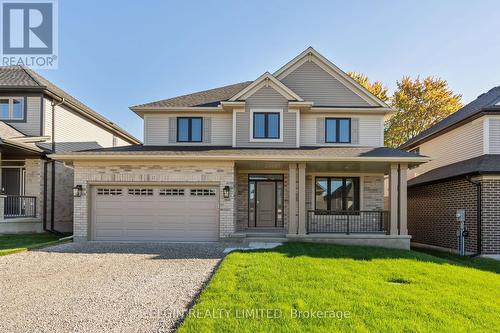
[
  {"left": 177, "top": 117, "right": 202, "bottom": 142},
  {"left": 0, "top": 97, "right": 24, "bottom": 120},
  {"left": 325, "top": 118, "right": 351, "bottom": 143},
  {"left": 253, "top": 112, "right": 280, "bottom": 139}
]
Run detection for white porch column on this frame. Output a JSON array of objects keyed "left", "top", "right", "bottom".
[
  {"left": 297, "top": 163, "right": 307, "bottom": 235},
  {"left": 288, "top": 163, "right": 297, "bottom": 235},
  {"left": 399, "top": 163, "right": 408, "bottom": 235},
  {"left": 389, "top": 163, "right": 399, "bottom": 235}
]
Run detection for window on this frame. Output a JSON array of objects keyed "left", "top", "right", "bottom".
[
  {"left": 253, "top": 112, "right": 280, "bottom": 139},
  {"left": 190, "top": 189, "right": 216, "bottom": 196},
  {"left": 159, "top": 188, "right": 185, "bottom": 196},
  {"left": 325, "top": 118, "right": 351, "bottom": 143},
  {"left": 97, "top": 188, "right": 122, "bottom": 196},
  {"left": 177, "top": 117, "right": 202, "bottom": 142},
  {"left": 315, "top": 177, "right": 359, "bottom": 211},
  {"left": 0, "top": 97, "right": 24, "bottom": 120}
]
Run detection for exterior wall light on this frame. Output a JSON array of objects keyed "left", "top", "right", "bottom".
[
  {"left": 73, "top": 185, "right": 83, "bottom": 197},
  {"left": 223, "top": 186, "right": 230, "bottom": 199}
]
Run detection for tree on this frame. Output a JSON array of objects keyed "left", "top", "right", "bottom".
[
  {"left": 348, "top": 72, "right": 462, "bottom": 148},
  {"left": 348, "top": 72, "right": 390, "bottom": 103},
  {"left": 385, "top": 76, "right": 462, "bottom": 147}
]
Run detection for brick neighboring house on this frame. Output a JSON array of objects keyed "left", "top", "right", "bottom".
[
  {"left": 0, "top": 66, "right": 140, "bottom": 234},
  {"left": 51, "top": 48, "right": 428, "bottom": 249},
  {"left": 401, "top": 86, "right": 500, "bottom": 256}
]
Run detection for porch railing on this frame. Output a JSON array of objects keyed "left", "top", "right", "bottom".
[
  {"left": 3, "top": 196, "right": 37, "bottom": 218},
  {"left": 307, "top": 210, "right": 389, "bottom": 234}
]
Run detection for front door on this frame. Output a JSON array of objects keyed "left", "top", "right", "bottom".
[
  {"left": 256, "top": 182, "right": 276, "bottom": 227},
  {"left": 1, "top": 168, "right": 22, "bottom": 195}
]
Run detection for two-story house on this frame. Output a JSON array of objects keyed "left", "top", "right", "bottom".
[
  {"left": 0, "top": 66, "right": 140, "bottom": 234},
  {"left": 401, "top": 86, "right": 500, "bottom": 256},
  {"left": 52, "top": 48, "right": 427, "bottom": 249}
]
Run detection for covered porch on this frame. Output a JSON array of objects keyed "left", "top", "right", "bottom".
[
  {"left": 234, "top": 159, "right": 412, "bottom": 249},
  {"left": 0, "top": 139, "right": 44, "bottom": 233}
]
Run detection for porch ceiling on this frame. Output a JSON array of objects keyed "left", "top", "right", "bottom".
[
  {"left": 236, "top": 160, "right": 394, "bottom": 173},
  {"left": 0, "top": 143, "right": 43, "bottom": 158}
]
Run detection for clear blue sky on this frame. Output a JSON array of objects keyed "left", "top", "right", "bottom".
[{"left": 37, "top": 0, "right": 500, "bottom": 140}]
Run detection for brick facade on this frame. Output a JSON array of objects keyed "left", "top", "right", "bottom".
[
  {"left": 480, "top": 179, "right": 500, "bottom": 254},
  {"left": 72, "top": 161, "right": 236, "bottom": 242},
  {"left": 408, "top": 178, "right": 478, "bottom": 253}
]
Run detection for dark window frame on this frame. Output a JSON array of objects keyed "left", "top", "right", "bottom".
[
  {"left": 325, "top": 118, "right": 351, "bottom": 143},
  {"left": 176, "top": 117, "right": 203, "bottom": 142},
  {"left": 314, "top": 176, "right": 360, "bottom": 212},
  {"left": 253, "top": 112, "right": 280, "bottom": 139}
]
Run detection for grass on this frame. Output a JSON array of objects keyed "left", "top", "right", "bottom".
[
  {"left": 179, "top": 242, "right": 500, "bottom": 333},
  {"left": 413, "top": 247, "right": 500, "bottom": 274},
  {"left": 0, "top": 233, "right": 66, "bottom": 256}
]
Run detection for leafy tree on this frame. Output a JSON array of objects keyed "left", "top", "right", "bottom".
[
  {"left": 386, "top": 76, "right": 462, "bottom": 147},
  {"left": 348, "top": 72, "right": 462, "bottom": 147},
  {"left": 348, "top": 72, "right": 389, "bottom": 103}
]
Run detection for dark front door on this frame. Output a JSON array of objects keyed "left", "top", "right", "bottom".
[
  {"left": 248, "top": 174, "right": 284, "bottom": 228},
  {"left": 256, "top": 182, "right": 276, "bottom": 227},
  {"left": 1, "top": 168, "right": 22, "bottom": 195}
]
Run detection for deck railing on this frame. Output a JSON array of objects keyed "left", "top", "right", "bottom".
[
  {"left": 307, "top": 210, "right": 389, "bottom": 234},
  {"left": 3, "top": 196, "right": 37, "bottom": 218}
]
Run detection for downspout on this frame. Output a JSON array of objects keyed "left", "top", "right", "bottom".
[
  {"left": 50, "top": 98, "right": 65, "bottom": 232},
  {"left": 466, "top": 176, "right": 482, "bottom": 256}
]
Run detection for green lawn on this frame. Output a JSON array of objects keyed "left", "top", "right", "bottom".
[
  {"left": 0, "top": 233, "right": 65, "bottom": 256},
  {"left": 179, "top": 243, "right": 500, "bottom": 333}
]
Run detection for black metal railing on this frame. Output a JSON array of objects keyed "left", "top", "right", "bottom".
[
  {"left": 307, "top": 210, "right": 389, "bottom": 234},
  {"left": 3, "top": 196, "right": 37, "bottom": 218}
]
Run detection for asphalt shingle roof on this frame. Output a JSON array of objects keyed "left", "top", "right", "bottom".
[
  {"left": 131, "top": 81, "right": 252, "bottom": 108},
  {"left": 408, "top": 155, "right": 500, "bottom": 187},
  {"left": 401, "top": 86, "right": 500, "bottom": 149},
  {"left": 0, "top": 66, "right": 140, "bottom": 143},
  {"left": 62, "top": 145, "right": 425, "bottom": 160}
]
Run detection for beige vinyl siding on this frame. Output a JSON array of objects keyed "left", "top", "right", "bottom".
[
  {"left": 43, "top": 97, "right": 121, "bottom": 151},
  {"left": 408, "top": 118, "right": 484, "bottom": 179},
  {"left": 144, "top": 112, "right": 232, "bottom": 146},
  {"left": 5, "top": 95, "right": 42, "bottom": 136},
  {"left": 489, "top": 118, "right": 500, "bottom": 154},
  {"left": 280, "top": 61, "right": 371, "bottom": 107},
  {"left": 300, "top": 113, "right": 383, "bottom": 147},
  {"left": 236, "top": 86, "right": 296, "bottom": 148}
]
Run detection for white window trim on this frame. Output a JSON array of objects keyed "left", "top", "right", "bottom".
[
  {"left": 0, "top": 96, "right": 25, "bottom": 120},
  {"left": 249, "top": 108, "right": 284, "bottom": 143}
]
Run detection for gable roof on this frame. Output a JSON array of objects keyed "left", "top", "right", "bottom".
[
  {"left": 0, "top": 66, "right": 140, "bottom": 144},
  {"left": 131, "top": 47, "right": 393, "bottom": 112},
  {"left": 0, "top": 121, "right": 26, "bottom": 139},
  {"left": 408, "top": 154, "right": 500, "bottom": 187},
  {"left": 229, "top": 72, "right": 303, "bottom": 102},
  {"left": 401, "top": 85, "right": 500, "bottom": 149},
  {"left": 131, "top": 81, "right": 252, "bottom": 110},
  {"left": 274, "top": 47, "right": 390, "bottom": 108}
]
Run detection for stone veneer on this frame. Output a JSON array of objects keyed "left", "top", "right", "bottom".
[
  {"left": 72, "top": 161, "right": 236, "bottom": 242},
  {"left": 24, "top": 158, "right": 44, "bottom": 220}
]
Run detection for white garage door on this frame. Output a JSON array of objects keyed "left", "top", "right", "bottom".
[{"left": 91, "top": 185, "right": 219, "bottom": 241}]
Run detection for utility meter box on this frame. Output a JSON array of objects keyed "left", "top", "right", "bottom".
[{"left": 456, "top": 209, "right": 465, "bottom": 222}]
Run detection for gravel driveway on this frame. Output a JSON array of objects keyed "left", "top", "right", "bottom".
[{"left": 0, "top": 242, "right": 227, "bottom": 333}]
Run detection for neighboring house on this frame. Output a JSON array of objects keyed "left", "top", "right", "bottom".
[
  {"left": 51, "top": 47, "right": 427, "bottom": 249},
  {"left": 401, "top": 86, "right": 500, "bottom": 256},
  {"left": 0, "top": 66, "right": 140, "bottom": 234}
]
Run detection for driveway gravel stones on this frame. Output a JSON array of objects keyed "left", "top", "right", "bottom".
[{"left": 0, "top": 242, "right": 227, "bottom": 333}]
